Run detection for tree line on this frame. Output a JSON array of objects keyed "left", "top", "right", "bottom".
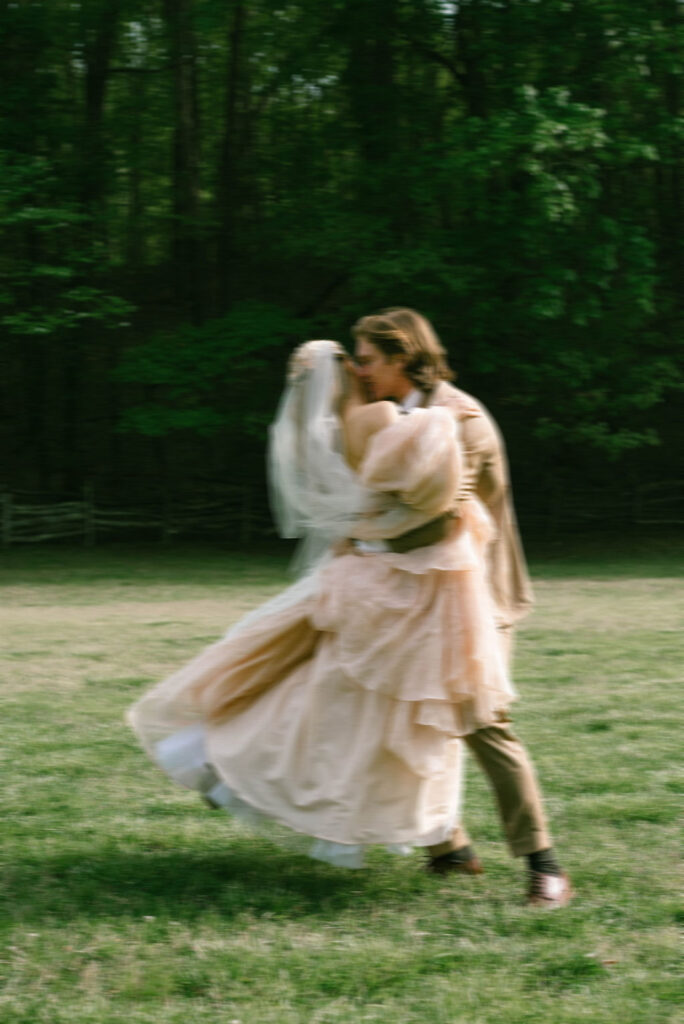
[{"left": 1, "top": 0, "right": 682, "bottom": 534}]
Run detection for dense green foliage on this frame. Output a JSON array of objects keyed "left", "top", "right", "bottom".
[{"left": 1, "top": 1, "right": 682, "bottom": 528}]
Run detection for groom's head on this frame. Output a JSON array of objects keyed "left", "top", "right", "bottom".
[{"left": 352, "top": 308, "right": 454, "bottom": 402}]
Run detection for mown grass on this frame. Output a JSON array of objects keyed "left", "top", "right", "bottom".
[{"left": 1, "top": 540, "right": 681, "bottom": 1023}]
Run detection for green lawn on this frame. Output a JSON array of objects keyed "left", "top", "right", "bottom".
[{"left": 1, "top": 542, "right": 681, "bottom": 1024}]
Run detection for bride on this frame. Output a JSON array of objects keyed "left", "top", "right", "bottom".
[{"left": 128, "top": 340, "right": 514, "bottom": 868}]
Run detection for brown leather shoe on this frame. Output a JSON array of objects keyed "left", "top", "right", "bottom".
[
  {"left": 527, "top": 870, "right": 573, "bottom": 908},
  {"left": 426, "top": 852, "right": 484, "bottom": 876}
]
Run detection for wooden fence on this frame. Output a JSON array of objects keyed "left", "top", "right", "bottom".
[
  {"left": 0, "top": 486, "right": 273, "bottom": 547},
  {"left": 514, "top": 478, "right": 684, "bottom": 534},
  {"left": 1, "top": 479, "right": 682, "bottom": 547}
]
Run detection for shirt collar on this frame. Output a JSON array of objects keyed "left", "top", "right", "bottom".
[{"left": 399, "top": 388, "right": 423, "bottom": 412}]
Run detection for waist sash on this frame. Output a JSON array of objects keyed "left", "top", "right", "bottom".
[{"left": 385, "top": 514, "right": 450, "bottom": 553}]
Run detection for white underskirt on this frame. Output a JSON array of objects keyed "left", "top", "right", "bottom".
[
  {"left": 353, "top": 539, "right": 390, "bottom": 553},
  {"left": 154, "top": 723, "right": 459, "bottom": 869}
]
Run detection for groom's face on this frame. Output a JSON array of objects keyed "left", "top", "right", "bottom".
[{"left": 354, "top": 338, "right": 411, "bottom": 402}]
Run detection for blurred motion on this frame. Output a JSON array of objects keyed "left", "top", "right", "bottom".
[{"left": 128, "top": 339, "right": 510, "bottom": 869}]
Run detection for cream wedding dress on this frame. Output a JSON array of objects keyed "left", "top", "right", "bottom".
[{"left": 128, "top": 401, "right": 514, "bottom": 868}]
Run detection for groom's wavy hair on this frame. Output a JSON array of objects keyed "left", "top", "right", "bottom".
[{"left": 352, "top": 307, "right": 455, "bottom": 391}]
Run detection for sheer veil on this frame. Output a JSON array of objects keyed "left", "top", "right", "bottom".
[{"left": 268, "top": 340, "right": 368, "bottom": 572}]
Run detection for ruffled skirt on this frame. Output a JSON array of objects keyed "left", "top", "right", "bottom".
[{"left": 128, "top": 506, "right": 514, "bottom": 867}]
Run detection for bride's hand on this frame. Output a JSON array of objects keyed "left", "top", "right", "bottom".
[{"left": 342, "top": 355, "right": 370, "bottom": 405}]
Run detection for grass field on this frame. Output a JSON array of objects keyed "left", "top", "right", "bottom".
[{"left": 1, "top": 541, "right": 681, "bottom": 1024}]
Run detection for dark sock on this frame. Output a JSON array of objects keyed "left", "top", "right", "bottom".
[
  {"left": 435, "top": 844, "right": 476, "bottom": 864},
  {"left": 528, "top": 848, "right": 562, "bottom": 876}
]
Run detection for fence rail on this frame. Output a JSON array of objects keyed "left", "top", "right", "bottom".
[
  {"left": 0, "top": 487, "right": 273, "bottom": 546},
  {"left": 1, "top": 480, "right": 682, "bottom": 547},
  {"left": 515, "top": 479, "right": 684, "bottom": 532}
]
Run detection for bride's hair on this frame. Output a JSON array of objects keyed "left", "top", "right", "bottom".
[
  {"left": 352, "top": 307, "right": 454, "bottom": 389},
  {"left": 286, "top": 339, "right": 350, "bottom": 411}
]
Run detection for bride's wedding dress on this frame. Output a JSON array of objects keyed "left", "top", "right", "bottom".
[{"left": 128, "top": 407, "right": 514, "bottom": 868}]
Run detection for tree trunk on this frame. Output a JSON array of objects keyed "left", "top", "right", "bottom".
[
  {"left": 340, "top": 0, "right": 403, "bottom": 231},
  {"left": 215, "top": 0, "right": 246, "bottom": 307},
  {"left": 656, "top": 0, "right": 683, "bottom": 292},
  {"left": 163, "top": 0, "right": 203, "bottom": 322},
  {"left": 452, "top": 0, "right": 488, "bottom": 118},
  {"left": 126, "top": 72, "right": 146, "bottom": 269},
  {"left": 81, "top": 0, "right": 121, "bottom": 224}
]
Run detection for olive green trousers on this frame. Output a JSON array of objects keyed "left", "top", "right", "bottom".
[{"left": 428, "top": 718, "right": 552, "bottom": 859}]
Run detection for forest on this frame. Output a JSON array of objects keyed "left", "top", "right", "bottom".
[{"left": 1, "top": 0, "right": 682, "bottom": 539}]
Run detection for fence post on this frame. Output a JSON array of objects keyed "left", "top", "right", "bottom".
[
  {"left": 545, "top": 477, "right": 562, "bottom": 536},
  {"left": 1, "top": 491, "right": 12, "bottom": 548},
  {"left": 83, "top": 482, "right": 96, "bottom": 546},
  {"left": 161, "top": 494, "right": 174, "bottom": 544},
  {"left": 631, "top": 482, "right": 644, "bottom": 524},
  {"left": 240, "top": 486, "right": 252, "bottom": 546}
]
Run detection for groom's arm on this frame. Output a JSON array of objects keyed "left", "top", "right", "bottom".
[{"left": 458, "top": 410, "right": 507, "bottom": 508}]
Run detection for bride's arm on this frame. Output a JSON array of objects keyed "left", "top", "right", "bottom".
[{"left": 343, "top": 406, "right": 463, "bottom": 542}]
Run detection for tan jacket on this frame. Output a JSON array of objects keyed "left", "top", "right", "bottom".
[{"left": 427, "top": 381, "right": 534, "bottom": 631}]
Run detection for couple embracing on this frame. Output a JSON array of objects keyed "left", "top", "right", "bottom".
[{"left": 128, "top": 307, "right": 572, "bottom": 908}]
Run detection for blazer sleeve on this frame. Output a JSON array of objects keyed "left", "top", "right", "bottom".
[{"left": 430, "top": 384, "right": 534, "bottom": 627}]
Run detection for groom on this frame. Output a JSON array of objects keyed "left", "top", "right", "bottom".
[{"left": 352, "top": 307, "right": 572, "bottom": 908}]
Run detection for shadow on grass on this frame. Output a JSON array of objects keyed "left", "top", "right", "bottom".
[{"left": 4, "top": 843, "right": 437, "bottom": 924}]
